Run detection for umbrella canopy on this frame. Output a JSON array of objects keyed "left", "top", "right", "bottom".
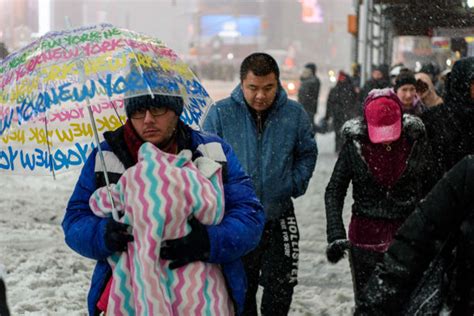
[{"left": 0, "top": 23, "right": 214, "bottom": 175}]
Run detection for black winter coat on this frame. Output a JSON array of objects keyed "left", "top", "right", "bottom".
[
  {"left": 422, "top": 57, "right": 474, "bottom": 176},
  {"left": 325, "top": 79, "right": 358, "bottom": 131},
  {"left": 325, "top": 114, "right": 437, "bottom": 243},
  {"left": 298, "top": 75, "right": 321, "bottom": 118},
  {"left": 355, "top": 155, "right": 474, "bottom": 315}
]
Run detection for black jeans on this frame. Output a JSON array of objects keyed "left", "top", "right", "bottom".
[
  {"left": 0, "top": 278, "right": 10, "bottom": 316},
  {"left": 349, "top": 245, "right": 384, "bottom": 307},
  {"left": 242, "top": 208, "right": 300, "bottom": 316}
]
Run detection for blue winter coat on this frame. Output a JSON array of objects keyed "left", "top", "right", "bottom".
[
  {"left": 62, "top": 124, "right": 265, "bottom": 315},
  {"left": 203, "top": 85, "right": 317, "bottom": 220}
]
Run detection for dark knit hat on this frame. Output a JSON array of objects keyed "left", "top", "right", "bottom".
[
  {"left": 125, "top": 94, "right": 184, "bottom": 118},
  {"left": 394, "top": 69, "right": 416, "bottom": 92}
]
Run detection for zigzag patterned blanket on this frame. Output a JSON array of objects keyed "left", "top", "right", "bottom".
[{"left": 89, "top": 142, "right": 233, "bottom": 315}]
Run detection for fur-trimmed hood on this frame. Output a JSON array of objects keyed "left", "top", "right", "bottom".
[{"left": 342, "top": 114, "right": 426, "bottom": 142}]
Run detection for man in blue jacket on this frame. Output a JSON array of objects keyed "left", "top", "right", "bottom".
[
  {"left": 204, "top": 52, "right": 317, "bottom": 316},
  {"left": 62, "top": 93, "right": 265, "bottom": 315}
]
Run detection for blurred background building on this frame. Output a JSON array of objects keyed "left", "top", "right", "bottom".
[
  {"left": 0, "top": 0, "right": 354, "bottom": 87},
  {"left": 3, "top": 0, "right": 474, "bottom": 87}
]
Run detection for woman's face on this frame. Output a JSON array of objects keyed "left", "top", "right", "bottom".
[{"left": 396, "top": 84, "right": 416, "bottom": 107}]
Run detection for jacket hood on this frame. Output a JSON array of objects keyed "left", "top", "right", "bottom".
[
  {"left": 445, "top": 57, "right": 474, "bottom": 107},
  {"left": 342, "top": 114, "right": 425, "bottom": 142},
  {"left": 230, "top": 83, "right": 288, "bottom": 111}
]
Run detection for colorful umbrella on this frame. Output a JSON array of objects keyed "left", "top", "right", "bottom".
[{"left": 0, "top": 23, "right": 214, "bottom": 176}]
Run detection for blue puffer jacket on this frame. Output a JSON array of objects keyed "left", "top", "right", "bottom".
[
  {"left": 203, "top": 85, "right": 317, "bottom": 220},
  {"left": 62, "top": 123, "right": 265, "bottom": 315}
]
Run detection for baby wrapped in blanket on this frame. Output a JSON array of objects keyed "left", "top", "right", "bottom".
[{"left": 89, "top": 142, "right": 233, "bottom": 316}]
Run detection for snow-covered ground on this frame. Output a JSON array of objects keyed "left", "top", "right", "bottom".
[
  {"left": 290, "top": 133, "right": 354, "bottom": 316},
  {"left": 0, "top": 81, "right": 355, "bottom": 315}
]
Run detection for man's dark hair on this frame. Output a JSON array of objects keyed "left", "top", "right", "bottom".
[
  {"left": 240, "top": 52, "right": 280, "bottom": 81},
  {"left": 304, "top": 62, "right": 317, "bottom": 76}
]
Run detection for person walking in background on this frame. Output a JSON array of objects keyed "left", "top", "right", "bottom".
[
  {"left": 298, "top": 62, "right": 321, "bottom": 130},
  {"left": 394, "top": 68, "right": 426, "bottom": 116},
  {"left": 324, "top": 71, "right": 359, "bottom": 153},
  {"left": 415, "top": 72, "right": 443, "bottom": 108},
  {"left": 355, "top": 155, "right": 474, "bottom": 315},
  {"left": 324, "top": 88, "right": 436, "bottom": 307},
  {"left": 204, "top": 52, "right": 317, "bottom": 316},
  {"left": 62, "top": 91, "right": 265, "bottom": 315},
  {"left": 351, "top": 63, "right": 362, "bottom": 94},
  {"left": 359, "top": 65, "right": 390, "bottom": 104},
  {"left": 378, "top": 64, "right": 391, "bottom": 86}
]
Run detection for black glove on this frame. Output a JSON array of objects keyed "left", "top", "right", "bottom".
[
  {"left": 103, "top": 218, "right": 134, "bottom": 252},
  {"left": 160, "top": 217, "right": 210, "bottom": 270},
  {"left": 326, "top": 239, "right": 350, "bottom": 263}
]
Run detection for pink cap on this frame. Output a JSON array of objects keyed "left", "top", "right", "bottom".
[{"left": 365, "top": 97, "right": 402, "bottom": 143}]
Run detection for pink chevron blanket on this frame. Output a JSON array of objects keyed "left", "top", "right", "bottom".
[{"left": 89, "top": 142, "right": 234, "bottom": 315}]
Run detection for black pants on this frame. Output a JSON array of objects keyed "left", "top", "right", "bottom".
[
  {"left": 349, "top": 245, "right": 384, "bottom": 307},
  {"left": 0, "top": 278, "right": 10, "bottom": 316},
  {"left": 242, "top": 208, "right": 300, "bottom": 316}
]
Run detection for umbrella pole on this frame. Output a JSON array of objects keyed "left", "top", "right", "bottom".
[
  {"left": 43, "top": 116, "right": 56, "bottom": 180},
  {"left": 65, "top": 18, "right": 121, "bottom": 221},
  {"left": 87, "top": 105, "right": 121, "bottom": 222}
]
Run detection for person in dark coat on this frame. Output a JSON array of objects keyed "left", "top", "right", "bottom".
[
  {"left": 298, "top": 62, "right": 321, "bottom": 129},
  {"left": 324, "top": 88, "right": 437, "bottom": 307},
  {"left": 359, "top": 66, "right": 390, "bottom": 104},
  {"left": 325, "top": 71, "right": 358, "bottom": 153},
  {"left": 355, "top": 155, "right": 474, "bottom": 315},
  {"left": 351, "top": 63, "right": 361, "bottom": 93},
  {"left": 421, "top": 56, "right": 474, "bottom": 176}
]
